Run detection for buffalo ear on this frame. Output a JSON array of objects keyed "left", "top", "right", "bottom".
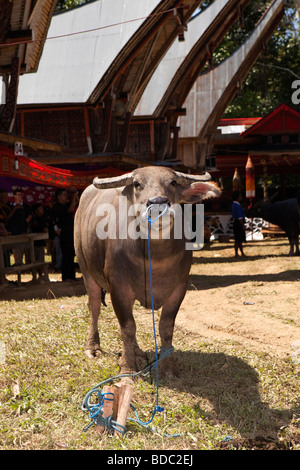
[{"left": 179, "top": 181, "right": 221, "bottom": 203}]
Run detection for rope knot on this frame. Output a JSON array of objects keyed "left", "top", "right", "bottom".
[
  {"left": 154, "top": 405, "right": 164, "bottom": 413},
  {"left": 159, "top": 346, "right": 174, "bottom": 359}
]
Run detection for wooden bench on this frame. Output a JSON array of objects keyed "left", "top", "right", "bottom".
[
  {"left": 261, "top": 223, "right": 285, "bottom": 237},
  {"left": 1, "top": 261, "right": 49, "bottom": 286},
  {"left": 0, "top": 233, "right": 49, "bottom": 287}
]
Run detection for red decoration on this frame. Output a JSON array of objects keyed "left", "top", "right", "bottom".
[
  {"left": 0, "top": 146, "right": 124, "bottom": 204},
  {"left": 245, "top": 155, "right": 255, "bottom": 199},
  {"left": 0, "top": 146, "right": 123, "bottom": 189}
]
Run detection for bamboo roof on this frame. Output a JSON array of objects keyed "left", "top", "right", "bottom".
[
  {"left": 16, "top": 0, "right": 203, "bottom": 106},
  {"left": 0, "top": 0, "right": 58, "bottom": 75},
  {"left": 178, "top": 0, "right": 284, "bottom": 140},
  {"left": 134, "top": 0, "right": 251, "bottom": 118}
]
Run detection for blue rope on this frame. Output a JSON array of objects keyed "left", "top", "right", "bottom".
[
  {"left": 145, "top": 203, "right": 168, "bottom": 414},
  {"left": 82, "top": 390, "right": 127, "bottom": 434},
  {"left": 81, "top": 347, "right": 174, "bottom": 434}
]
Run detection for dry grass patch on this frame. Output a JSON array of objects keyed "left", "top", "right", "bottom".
[{"left": 0, "top": 237, "right": 299, "bottom": 450}]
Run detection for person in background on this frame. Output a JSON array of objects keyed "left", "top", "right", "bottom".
[
  {"left": 54, "top": 188, "right": 79, "bottom": 281},
  {"left": 0, "top": 189, "right": 11, "bottom": 226},
  {"left": 30, "top": 203, "right": 48, "bottom": 279},
  {"left": 6, "top": 188, "right": 32, "bottom": 265},
  {"left": 0, "top": 189, "right": 12, "bottom": 267},
  {"left": 44, "top": 196, "right": 56, "bottom": 267},
  {"left": 231, "top": 190, "right": 247, "bottom": 258},
  {"left": 53, "top": 193, "right": 63, "bottom": 272}
]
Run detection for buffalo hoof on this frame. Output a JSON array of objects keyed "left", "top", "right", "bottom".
[
  {"left": 118, "top": 346, "right": 148, "bottom": 376},
  {"left": 119, "top": 364, "right": 139, "bottom": 377},
  {"left": 159, "top": 368, "right": 179, "bottom": 380},
  {"left": 135, "top": 348, "right": 148, "bottom": 371},
  {"left": 158, "top": 359, "right": 179, "bottom": 379},
  {"left": 85, "top": 348, "right": 102, "bottom": 359},
  {"left": 119, "top": 356, "right": 145, "bottom": 376}
]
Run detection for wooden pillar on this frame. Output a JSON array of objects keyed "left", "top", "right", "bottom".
[
  {"left": 0, "top": 57, "right": 21, "bottom": 132},
  {"left": 0, "top": 0, "right": 13, "bottom": 44},
  {"left": 149, "top": 120, "right": 155, "bottom": 161},
  {"left": 170, "top": 126, "right": 180, "bottom": 160},
  {"left": 20, "top": 111, "right": 25, "bottom": 137},
  {"left": 83, "top": 107, "right": 93, "bottom": 153},
  {"left": 101, "top": 96, "right": 114, "bottom": 152},
  {"left": 261, "top": 159, "right": 269, "bottom": 201},
  {"left": 280, "top": 172, "right": 286, "bottom": 199},
  {"left": 120, "top": 112, "right": 131, "bottom": 153}
]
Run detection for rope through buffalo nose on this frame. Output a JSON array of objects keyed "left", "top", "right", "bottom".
[
  {"left": 145, "top": 203, "right": 169, "bottom": 413},
  {"left": 145, "top": 202, "right": 169, "bottom": 224}
]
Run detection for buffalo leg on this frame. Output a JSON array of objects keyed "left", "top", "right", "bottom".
[
  {"left": 288, "top": 236, "right": 295, "bottom": 256},
  {"left": 158, "top": 281, "right": 188, "bottom": 378},
  {"left": 84, "top": 275, "right": 102, "bottom": 358},
  {"left": 288, "top": 236, "right": 299, "bottom": 256},
  {"left": 110, "top": 289, "right": 145, "bottom": 374},
  {"left": 293, "top": 235, "right": 299, "bottom": 255}
]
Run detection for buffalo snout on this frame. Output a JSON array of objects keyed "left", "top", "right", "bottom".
[{"left": 147, "top": 196, "right": 170, "bottom": 206}]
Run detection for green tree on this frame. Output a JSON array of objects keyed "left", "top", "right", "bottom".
[
  {"left": 55, "top": 0, "right": 88, "bottom": 12},
  {"left": 216, "top": 0, "right": 300, "bottom": 117}
]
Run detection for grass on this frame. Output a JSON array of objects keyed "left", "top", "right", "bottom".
[{"left": 0, "top": 238, "right": 299, "bottom": 450}]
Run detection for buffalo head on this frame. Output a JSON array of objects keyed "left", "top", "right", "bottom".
[
  {"left": 93, "top": 167, "right": 220, "bottom": 240},
  {"left": 93, "top": 166, "right": 220, "bottom": 206}
]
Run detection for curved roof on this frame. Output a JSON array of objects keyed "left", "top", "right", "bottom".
[
  {"left": 16, "top": 0, "right": 202, "bottom": 106},
  {"left": 178, "top": 0, "right": 284, "bottom": 139},
  {"left": 0, "top": 0, "right": 57, "bottom": 75},
  {"left": 134, "top": 0, "right": 251, "bottom": 118}
]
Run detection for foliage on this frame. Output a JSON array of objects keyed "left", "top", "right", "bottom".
[
  {"left": 55, "top": 0, "right": 90, "bottom": 12},
  {"left": 215, "top": 0, "right": 300, "bottom": 117}
]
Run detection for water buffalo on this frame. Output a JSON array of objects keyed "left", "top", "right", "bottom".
[
  {"left": 74, "top": 166, "right": 220, "bottom": 377},
  {"left": 248, "top": 196, "right": 300, "bottom": 255}
]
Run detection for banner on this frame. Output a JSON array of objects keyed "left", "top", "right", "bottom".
[
  {"left": 0, "top": 146, "right": 124, "bottom": 204},
  {"left": 245, "top": 155, "right": 255, "bottom": 199}
]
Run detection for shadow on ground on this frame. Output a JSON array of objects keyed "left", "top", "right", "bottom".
[
  {"left": 0, "top": 277, "right": 87, "bottom": 301},
  {"left": 150, "top": 350, "right": 299, "bottom": 450},
  {"left": 188, "top": 270, "right": 300, "bottom": 290}
]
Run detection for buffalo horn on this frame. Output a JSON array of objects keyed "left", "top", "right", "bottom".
[
  {"left": 93, "top": 172, "right": 134, "bottom": 189},
  {"left": 174, "top": 171, "right": 212, "bottom": 186}
]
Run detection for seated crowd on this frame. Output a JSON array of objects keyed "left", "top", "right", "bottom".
[{"left": 0, "top": 187, "right": 79, "bottom": 282}]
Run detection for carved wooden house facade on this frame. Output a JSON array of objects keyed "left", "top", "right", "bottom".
[{"left": 1, "top": 0, "right": 290, "bottom": 197}]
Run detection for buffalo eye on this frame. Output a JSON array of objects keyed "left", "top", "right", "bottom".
[
  {"left": 133, "top": 180, "right": 140, "bottom": 188},
  {"left": 170, "top": 180, "right": 177, "bottom": 187}
]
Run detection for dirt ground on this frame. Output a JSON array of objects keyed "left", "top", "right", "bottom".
[
  {"left": 1, "top": 236, "right": 299, "bottom": 361},
  {"left": 0, "top": 236, "right": 299, "bottom": 450},
  {"left": 178, "top": 237, "right": 300, "bottom": 361}
]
